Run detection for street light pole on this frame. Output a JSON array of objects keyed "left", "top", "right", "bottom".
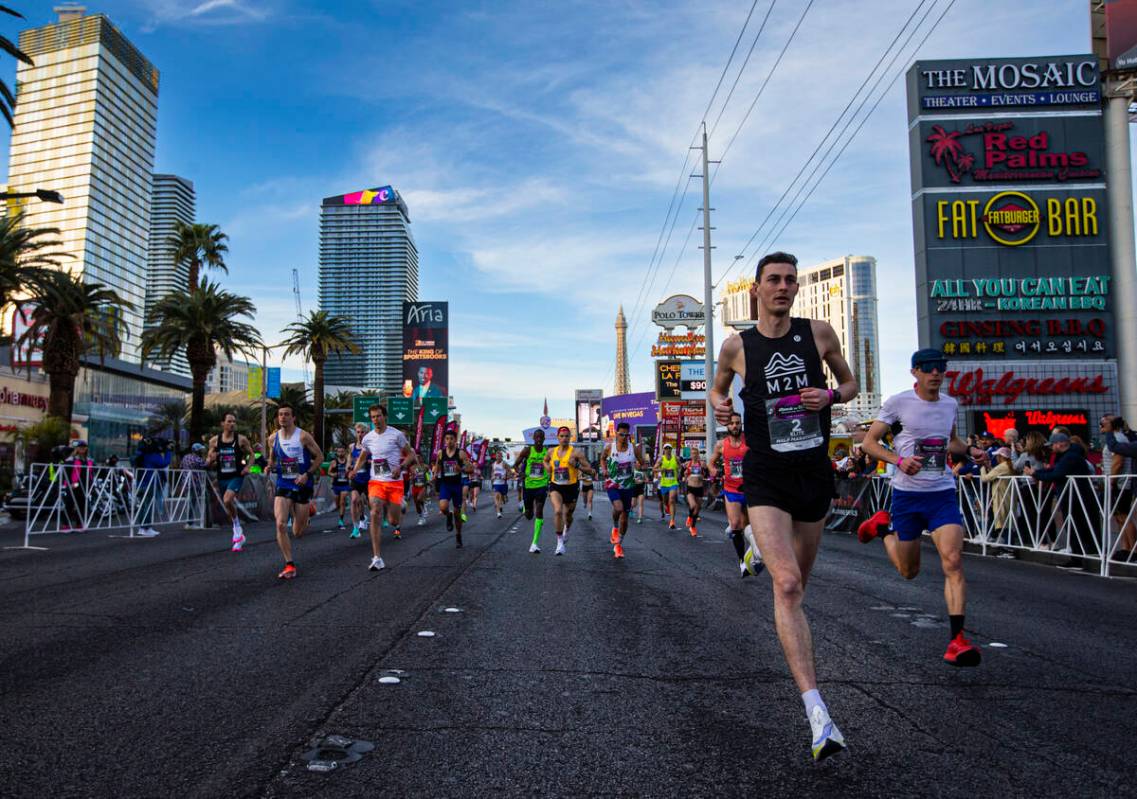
[
  {"left": 699, "top": 123, "right": 716, "bottom": 457},
  {"left": 0, "top": 189, "right": 64, "bottom": 204}
]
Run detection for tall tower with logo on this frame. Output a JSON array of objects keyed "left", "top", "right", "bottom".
[
  {"left": 614, "top": 305, "right": 630, "bottom": 395},
  {"left": 319, "top": 186, "right": 419, "bottom": 392}
]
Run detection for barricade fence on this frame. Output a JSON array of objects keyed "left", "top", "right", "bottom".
[
  {"left": 22, "top": 463, "right": 209, "bottom": 547},
  {"left": 826, "top": 474, "right": 1137, "bottom": 577}
]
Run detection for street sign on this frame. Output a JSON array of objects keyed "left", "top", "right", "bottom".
[
  {"left": 388, "top": 396, "right": 413, "bottom": 426},
  {"left": 353, "top": 396, "right": 380, "bottom": 425},
  {"left": 423, "top": 396, "right": 448, "bottom": 425}
]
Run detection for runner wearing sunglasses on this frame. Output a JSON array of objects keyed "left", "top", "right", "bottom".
[{"left": 858, "top": 348, "right": 986, "bottom": 668}]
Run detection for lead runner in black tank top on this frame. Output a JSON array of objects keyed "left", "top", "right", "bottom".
[{"left": 706, "top": 252, "right": 858, "bottom": 764}]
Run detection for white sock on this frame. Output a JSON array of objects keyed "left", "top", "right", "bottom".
[{"left": 802, "top": 688, "right": 826, "bottom": 720}]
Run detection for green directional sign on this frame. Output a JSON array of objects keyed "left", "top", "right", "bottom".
[
  {"left": 353, "top": 396, "right": 380, "bottom": 425},
  {"left": 423, "top": 396, "right": 448, "bottom": 425},
  {"left": 388, "top": 396, "right": 413, "bottom": 426}
]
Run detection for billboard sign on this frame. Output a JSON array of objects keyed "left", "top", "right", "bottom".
[
  {"left": 575, "top": 389, "right": 602, "bottom": 441},
  {"left": 907, "top": 56, "right": 1115, "bottom": 367},
  {"left": 906, "top": 56, "right": 1100, "bottom": 114},
  {"left": 1104, "top": 0, "right": 1137, "bottom": 72},
  {"left": 402, "top": 302, "right": 449, "bottom": 403},
  {"left": 600, "top": 392, "right": 658, "bottom": 440},
  {"left": 652, "top": 294, "right": 704, "bottom": 329},
  {"left": 680, "top": 360, "right": 709, "bottom": 400},
  {"left": 655, "top": 360, "right": 681, "bottom": 401}
]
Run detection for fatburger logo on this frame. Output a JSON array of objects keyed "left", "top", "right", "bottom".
[{"left": 981, "top": 191, "right": 1039, "bottom": 246}]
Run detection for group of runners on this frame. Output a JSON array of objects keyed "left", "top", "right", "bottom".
[{"left": 198, "top": 249, "right": 985, "bottom": 765}]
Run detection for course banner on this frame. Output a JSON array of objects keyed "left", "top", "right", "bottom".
[{"left": 403, "top": 302, "right": 448, "bottom": 403}]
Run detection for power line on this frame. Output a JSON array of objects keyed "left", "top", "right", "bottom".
[
  {"left": 737, "top": 0, "right": 958, "bottom": 277},
  {"left": 717, "top": 0, "right": 934, "bottom": 285},
  {"left": 708, "top": 0, "right": 778, "bottom": 139}
]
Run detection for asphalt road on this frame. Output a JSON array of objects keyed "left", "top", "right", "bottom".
[{"left": 2, "top": 492, "right": 1136, "bottom": 798}]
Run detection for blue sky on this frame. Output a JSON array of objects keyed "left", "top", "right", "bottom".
[{"left": 0, "top": 1, "right": 1115, "bottom": 437}]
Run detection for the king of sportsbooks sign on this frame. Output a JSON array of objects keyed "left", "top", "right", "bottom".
[{"left": 906, "top": 55, "right": 1115, "bottom": 361}]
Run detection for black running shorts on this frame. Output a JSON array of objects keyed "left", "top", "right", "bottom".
[
  {"left": 275, "top": 482, "right": 314, "bottom": 504},
  {"left": 686, "top": 484, "right": 705, "bottom": 498},
  {"left": 550, "top": 483, "right": 579, "bottom": 504},
  {"left": 742, "top": 453, "right": 834, "bottom": 523}
]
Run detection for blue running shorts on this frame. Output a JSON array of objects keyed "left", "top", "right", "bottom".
[{"left": 889, "top": 488, "right": 963, "bottom": 541}]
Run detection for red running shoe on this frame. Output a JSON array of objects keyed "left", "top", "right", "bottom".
[
  {"left": 277, "top": 563, "right": 297, "bottom": 580},
  {"left": 943, "top": 633, "right": 981, "bottom": 667},
  {"left": 857, "top": 510, "right": 891, "bottom": 544},
  {"left": 613, "top": 542, "right": 625, "bottom": 559}
]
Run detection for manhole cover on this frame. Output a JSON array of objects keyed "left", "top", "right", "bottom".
[{"left": 301, "top": 735, "right": 375, "bottom": 772}]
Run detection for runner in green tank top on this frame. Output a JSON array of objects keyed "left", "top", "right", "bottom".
[
  {"left": 655, "top": 445, "right": 680, "bottom": 529},
  {"left": 513, "top": 429, "right": 550, "bottom": 553}
]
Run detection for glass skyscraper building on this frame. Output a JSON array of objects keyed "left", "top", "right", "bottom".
[
  {"left": 8, "top": 8, "right": 159, "bottom": 362},
  {"left": 145, "top": 174, "right": 194, "bottom": 376},
  {"left": 319, "top": 187, "right": 419, "bottom": 391}
]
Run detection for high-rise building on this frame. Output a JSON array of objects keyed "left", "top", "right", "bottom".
[
  {"left": 205, "top": 351, "right": 253, "bottom": 395},
  {"left": 614, "top": 305, "right": 630, "bottom": 395},
  {"left": 145, "top": 174, "right": 194, "bottom": 376},
  {"left": 318, "top": 186, "right": 418, "bottom": 391},
  {"left": 719, "top": 255, "right": 881, "bottom": 417},
  {"left": 8, "top": 7, "right": 159, "bottom": 362}
]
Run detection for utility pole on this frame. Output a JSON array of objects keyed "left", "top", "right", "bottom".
[
  {"left": 698, "top": 123, "right": 717, "bottom": 456},
  {"left": 1104, "top": 79, "right": 1137, "bottom": 421}
]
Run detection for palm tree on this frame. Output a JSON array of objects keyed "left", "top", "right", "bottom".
[
  {"left": 324, "top": 389, "right": 356, "bottom": 448},
  {"left": 16, "top": 270, "right": 130, "bottom": 421},
  {"left": 280, "top": 310, "right": 359, "bottom": 449},
  {"left": 202, "top": 403, "right": 262, "bottom": 444},
  {"left": 0, "top": 6, "right": 33, "bottom": 128},
  {"left": 0, "top": 212, "right": 70, "bottom": 313},
  {"left": 141, "top": 280, "right": 261, "bottom": 443},
  {"left": 272, "top": 383, "right": 314, "bottom": 433},
  {"left": 148, "top": 399, "right": 188, "bottom": 445},
  {"left": 169, "top": 220, "right": 228, "bottom": 293}
]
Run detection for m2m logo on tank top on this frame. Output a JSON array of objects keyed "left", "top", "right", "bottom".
[{"left": 764, "top": 352, "right": 809, "bottom": 394}]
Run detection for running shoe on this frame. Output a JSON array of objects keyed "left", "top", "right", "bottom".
[
  {"left": 739, "top": 560, "right": 749, "bottom": 578},
  {"left": 610, "top": 527, "right": 620, "bottom": 545},
  {"left": 233, "top": 518, "right": 243, "bottom": 537},
  {"left": 338, "top": 519, "right": 345, "bottom": 529},
  {"left": 349, "top": 526, "right": 361, "bottom": 539},
  {"left": 456, "top": 533, "right": 463, "bottom": 549},
  {"left": 518, "top": 502, "right": 525, "bottom": 513},
  {"left": 587, "top": 512, "right": 592, "bottom": 520},
  {"left": 278, "top": 564, "right": 297, "bottom": 580},
  {"left": 461, "top": 512, "right": 469, "bottom": 523},
  {"left": 383, "top": 518, "right": 389, "bottom": 529},
  {"left": 369, "top": 556, "right": 385, "bottom": 571},
  {"left": 809, "top": 706, "right": 846, "bottom": 762},
  {"left": 555, "top": 539, "right": 566, "bottom": 556},
  {"left": 393, "top": 528, "right": 402, "bottom": 540},
  {"left": 636, "top": 516, "right": 643, "bottom": 525},
  {"left": 497, "top": 511, "right": 502, "bottom": 518},
  {"left": 686, "top": 515, "right": 692, "bottom": 528},
  {"left": 613, "top": 542, "right": 625, "bottom": 559},
  {"left": 231, "top": 532, "right": 246, "bottom": 552},
  {"left": 417, "top": 516, "right": 425, "bottom": 526},
  {"left": 857, "top": 510, "right": 891, "bottom": 544},
  {"left": 529, "top": 542, "right": 541, "bottom": 554},
  {"left": 446, "top": 515, "right": 454, "bottom": 532},
  {"left": 668, "top": 521, "right": 677, "bottom": 530},
  {"left": 943, "top": 633, "right": 981, "bottom": 667},
  {"left": 690, "top": 524, "right": 698, "bottom": 538},
  {"left": 742, "top": 527, "right": 765, "bottom": 576}
]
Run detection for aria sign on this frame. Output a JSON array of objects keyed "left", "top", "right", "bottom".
[{"left": 652, "top": 294, "right": 704, "bottom": 330}]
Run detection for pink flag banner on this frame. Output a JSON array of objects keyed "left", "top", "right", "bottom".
[
  {"left": 431, "top": 415, "right": 448, "bottom": 460},
  {"left": 477, "top": 438, "right": 489, "bottom": 467},
  {"left": 414, "top": 404, "right": 425, "bottom": 451}
]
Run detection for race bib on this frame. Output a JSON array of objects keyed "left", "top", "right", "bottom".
[
  {"left": 663, "top": 469, "right": 675, "bottom": 479},
  {"left": 220, "top": 453, "right": 236, "bottom": 472},
  {"left": 371, "top": 458, "right": 391, "bottom": 478},
  {"left": 335, "top": 464, "right": 347, "bottom": 481},
  {"left": 616, "top": 462, "right": 632, "bottom": 478},
  {"left": 729, "top": 458, "right": 743, "bottom": 479},
  {"left": 554, "top": 467, "right": 570, "bottom": 483},
  {"left": 690, "top": 465, "right": 702, "bottom": 476},
  {"left": 529, "top": 462, "right": 545, "bottom": 478},
  {"left": 280, "top": 457, "right": 300, "bottom": 479},
  {"left": 443, "top": 460, "right": 459, "bottom": 477},
  {"left": 765, "top": 396, "right": 823, "bottom": 453},
  {"left": 413, "top": 473, "right": 426, "bottom": 486},
  {"left": 914, "top": 437, "right": 947, "bottom": 472},
  {"left": 634, "top": 470, "right": 646, "bottom": 483}
]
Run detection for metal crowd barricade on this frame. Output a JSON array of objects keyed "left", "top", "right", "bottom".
[
  {"left": 17, "top": 463, "right": 209, "bottom": 549},
  {"left": 843, "top": 473, "right": 1137, "bottom": 578}
]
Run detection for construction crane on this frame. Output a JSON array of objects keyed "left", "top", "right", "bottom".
[{"left": 292, "top": 268, "right": 312, "bottom": 385}]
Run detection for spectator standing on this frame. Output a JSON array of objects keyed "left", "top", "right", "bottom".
[
  {"left": 63, "top": 440, "right": 93, "bottom": 532},
  {"left": 1014, "top": 432, "right": 1048, "bottom": 473},
  {"left": 134, "top": 437, "right": 173, "bottom": 537},
  {"left": 1100, "top": 416, "right": 1137, "bottom": 558},
  {"left": 980, "top": 447, "right": 1016, "bottom": 547},
  {"left": 180, "top": 443, "right": 208, "bottom": 528},
  {"left": 1028, "top": 432, "right": 1098, "bottom": 568}
]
